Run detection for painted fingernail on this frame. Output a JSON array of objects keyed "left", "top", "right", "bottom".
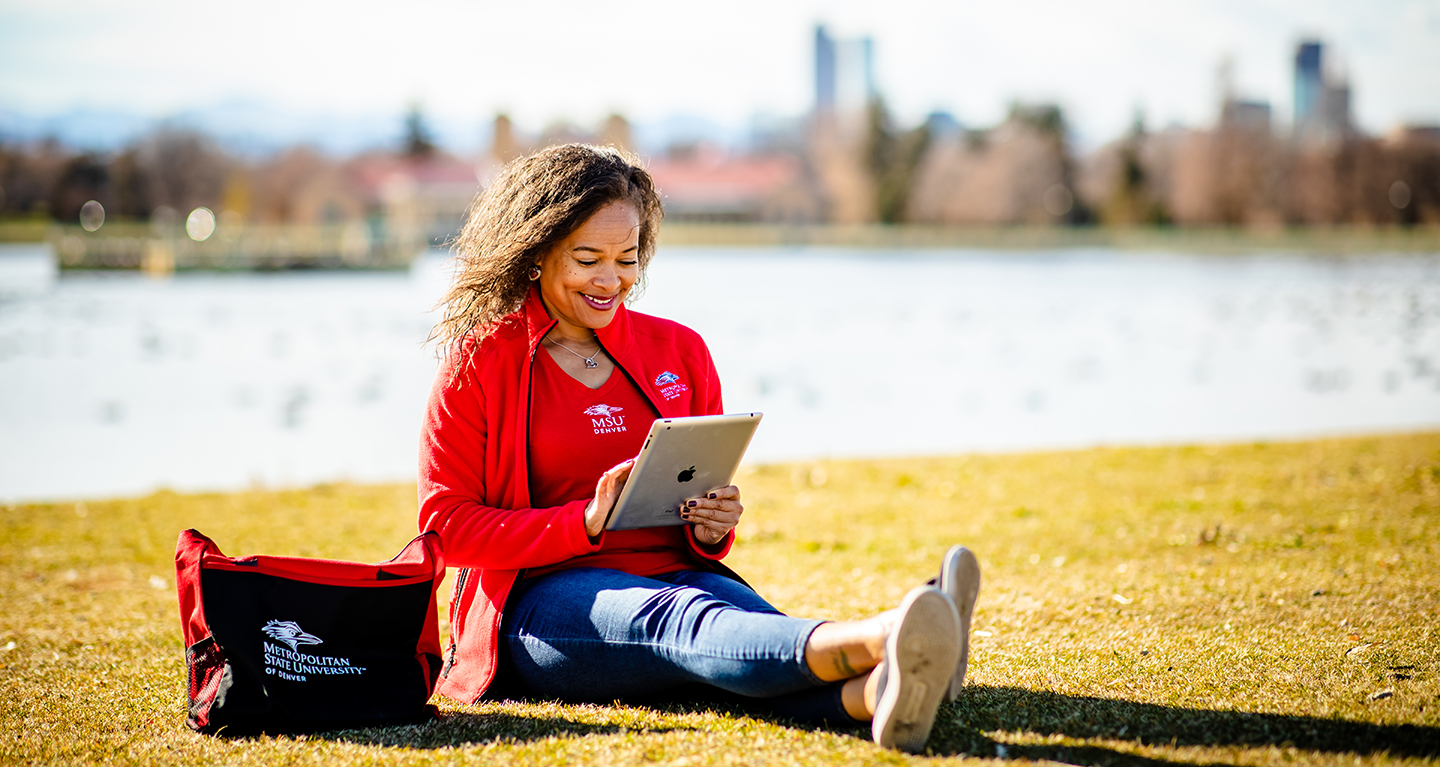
[
  {"left": 707, "top": 492, "right": 717, "bottom": 499},
  {"left": 687, "top": 500, "right": 698, "bottom": 507}
]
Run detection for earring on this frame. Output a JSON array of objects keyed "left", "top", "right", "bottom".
[{"left": 528, "top": 265, "right": 541, "bottom": 281}]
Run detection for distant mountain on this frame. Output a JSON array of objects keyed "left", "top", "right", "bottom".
[
  {"left": 632, "top": 113, "right": 751, "bottom": 154},
  {"left": 0, "top": 101, "right": 468, "bottom": 157},
  {"left": 0, "top": 107, "right": 155, "bottom": 152},
  {"left": 0, "top": 102, "right": 764, "bottom": 158}
]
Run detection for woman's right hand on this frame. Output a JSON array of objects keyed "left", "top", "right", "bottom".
[{"left": 583, "top": 458, "right": 635, "bottom": 538}]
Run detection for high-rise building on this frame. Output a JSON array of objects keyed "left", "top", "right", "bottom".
[
  {"left": 1293, "top": 41, "right": 1324, "bottom": 134},
  {"left": 815, "top": 25, "right": 836, "bottom": 113},
  {"left": 813, "top": 24, "right": 876, "bottom": 115},
  {"left": 1215, "top": 55, "right": 1273, "bottom": 134},
  {"left": 857, "top": 37, "right": 876, "bottom": 102},
  {"left": 1223, "top": 100, "right": 1273, "bottom": 131},
  {"left": 1293, "top": 39, "right": 1351, "bottom": 143},
  {"left": 1321, "top": 80, "right": 1352, "bottom": 140}
]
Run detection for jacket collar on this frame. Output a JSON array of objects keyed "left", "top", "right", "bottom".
[
  {"left": 520, "top": 282, "right": 670, "bottom": 416},
  {"left": 521, "top": 282, "right": 634, "bottom": 358}
]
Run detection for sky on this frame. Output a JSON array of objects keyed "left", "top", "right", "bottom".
[{"left": 2, "top": 0, "right": 1438, "bottom": 152}]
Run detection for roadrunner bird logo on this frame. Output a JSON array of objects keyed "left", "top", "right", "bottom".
[
  {"left": 584, "top": 404, "right": 624, "bottom": 417},
  {"left": 262, "top": 620, "right": 323, "bottom": 651}
]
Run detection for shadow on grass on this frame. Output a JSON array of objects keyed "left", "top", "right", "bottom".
[
  {"left": 285, "top": 688, "right": 836, "bottom": 750},
  {"left": 235, "top": 685, "right": 1436, "bottom": 762},
  {"left": 311, "top": 710, "right": 692, "bottom": 749},
  {"left": 928, "top": 685, "right": 1440, "bottom": 765}
]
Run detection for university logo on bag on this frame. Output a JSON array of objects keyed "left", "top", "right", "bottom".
[
  {"left": 262, "top": 620, "right": 322, "bottom": 651},
  {"left": 585, "top": 404, "right": 626, "bottom": 434},
  {"left": 260, "top": 619, "right": 366, "bottom": 682},
  {"left": 654, "top": 371, "right": 689, "bottom": 401}
]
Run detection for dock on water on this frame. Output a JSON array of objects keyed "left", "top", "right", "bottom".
[{"left": 38, "top": 222, "right": 428, "bottom": 273}]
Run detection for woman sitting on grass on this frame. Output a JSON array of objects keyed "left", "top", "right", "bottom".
[{"left": 418, "top": 143, "right": 982, "bottom": 752}]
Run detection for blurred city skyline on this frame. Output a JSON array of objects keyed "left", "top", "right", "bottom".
[{"left": 3, "top": 0, "right": 1438, "bottom": 154}]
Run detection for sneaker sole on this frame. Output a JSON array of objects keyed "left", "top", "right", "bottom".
[
  {"left": 939, "top": 546, "right": 981, "bottom": 701},
  {"left": 871, "top": 586, "right": 961, "bottom": 753}
]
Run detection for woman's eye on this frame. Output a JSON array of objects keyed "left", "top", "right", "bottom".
[
  {"left": 577, "top": 259, "right": 598, "bottom": 266},
  {"left": 620, "top": 260, "right": 638, "bottom": 267}
]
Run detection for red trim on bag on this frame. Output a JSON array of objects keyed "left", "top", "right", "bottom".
[{"left": 199, "top": 558, "right": 434, "bottom": 588}]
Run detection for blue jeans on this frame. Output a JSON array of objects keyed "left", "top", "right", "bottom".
[{"left": 500, "top": 567, "right": 855, "bottom": 723}]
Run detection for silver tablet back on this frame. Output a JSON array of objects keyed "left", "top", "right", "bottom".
[{"left": 605, "top": 413, "right": 762, "bottom": 531}]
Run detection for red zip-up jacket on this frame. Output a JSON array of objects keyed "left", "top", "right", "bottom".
[{"left": 418, "top": 284, "right": 734, "bottom": 703}]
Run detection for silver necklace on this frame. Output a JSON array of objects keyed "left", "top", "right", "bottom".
[{"left": 550, "top": 337, "right": 604, "bottom": 369}]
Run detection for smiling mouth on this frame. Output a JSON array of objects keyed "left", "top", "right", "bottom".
[{"left": 582, "top": 293, "right": 618, "bottom": 309}]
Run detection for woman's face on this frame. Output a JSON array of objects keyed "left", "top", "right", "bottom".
[{"left": 536, "top": 200, "right": 641, "bottom": 337}]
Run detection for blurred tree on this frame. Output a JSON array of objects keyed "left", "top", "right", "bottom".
[
  {"left": 0, "top": 139, "right": 67, "bottom": 218},
  {"left": 1391, "top": 130, "right": 1440, "bottom": 225},
  {"left": 1009, "top": 103, "right": 1065, "bottom": 136},
  {"left": 1282, "top": 131, "right": 1440, "bottom": 226},
  {"left": 1104, "top": 112, "right": 1170, "bottom": 225},
  {"left": 108, "top": 148, "right": 153, "bottom": 219},
  {"left": 249, "top": 146, "right": 329, "bottom": 223},
  {"left": 404, "top": 105, "right": 437, "bottom": 158},
  {"left": 1188, "top": 112, "right": 1283, "bottom": 226},
  {"left": 1008, "top": 102, "right": 1091, "bottom": 225},
  {"left": 48, "top": 152, "right": 109, "bottom": 223},
  {"left": 864, "top": 99, "right": 931, "bottom": 223},
  {"left": 136, "top": 127, "right": 228, "bottom": 216},
  {"left": 221, "top": 171, "right": 253, "bottom": 222}
]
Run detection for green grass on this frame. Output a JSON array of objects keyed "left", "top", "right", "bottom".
[{"left": 3, "top": 433, "right": 1437, "bottom": 765}]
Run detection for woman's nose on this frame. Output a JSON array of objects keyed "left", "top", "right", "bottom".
[{"left": 593, "top": 265, "right": 622, "bottom": 289}]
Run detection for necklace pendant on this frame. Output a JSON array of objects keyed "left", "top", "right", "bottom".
[{"left": 584, "top": 358, "right": 599, "bottom": 369}]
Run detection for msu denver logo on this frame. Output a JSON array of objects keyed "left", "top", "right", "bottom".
[
  {"left": 262, "top": 620, "right": 323, "bottom": 651},
  {"left": 654, "top": 370, "right": 689, "bottom": 401},
  {"left": 586, "top": 404, "right": 626, "bottom": 434}
]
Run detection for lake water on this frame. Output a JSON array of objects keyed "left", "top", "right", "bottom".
[{"left": 2, "top": 244, "right": 1438, "bottom": 503}]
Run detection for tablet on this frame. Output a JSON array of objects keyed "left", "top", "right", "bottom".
[{"left": 604, "top": 413, "right": 762, "bottom": 531}]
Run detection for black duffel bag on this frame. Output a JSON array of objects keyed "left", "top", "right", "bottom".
[{"left": 174, "top": 529, "right": 445, "bottom": 735}]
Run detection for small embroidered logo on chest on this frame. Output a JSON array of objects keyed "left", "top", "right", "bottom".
[
  {"left": 584, "top": 404, "right": 626, "bottom": 434},
  {"left": 654, "top": 371, "right": 690, "bottom": 401}
]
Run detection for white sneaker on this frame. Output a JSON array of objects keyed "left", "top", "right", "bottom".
[
  {"left": 871, "top": 585, "right": 960, "bottom": 753},
  {"left": 938, "top": 545, "right": 981, "bottom": 701}
]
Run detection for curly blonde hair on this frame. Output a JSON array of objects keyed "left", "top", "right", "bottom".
[{"left": 431, "top": 144, "right": 664, "bottom": 370}]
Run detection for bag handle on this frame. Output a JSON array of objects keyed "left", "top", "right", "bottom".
[{"left": 175, "top": 529, "right": 222, "bottom": 648}]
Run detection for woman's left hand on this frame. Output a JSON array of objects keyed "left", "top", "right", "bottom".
[{"left": 682, "top": 485, "right": 743, "bottom": 546}]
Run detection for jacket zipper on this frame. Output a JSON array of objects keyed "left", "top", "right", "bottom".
[
  {"left": 443, "top": 336, "right": 542, "bottom": 680},
  {"left": 441, "top": 566, "right": 471, "bottom": 678}
]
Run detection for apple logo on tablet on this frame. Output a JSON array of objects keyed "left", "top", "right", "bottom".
[{"left": 677, "top": 466, "right": 696, "bottom": 483}]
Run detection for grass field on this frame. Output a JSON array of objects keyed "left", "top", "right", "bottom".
[{"left": 3, "top": 433, "right": 1437, "bottom": 765}]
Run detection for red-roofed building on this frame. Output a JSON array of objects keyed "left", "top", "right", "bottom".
[
  {"left": 348, "top": 152, "right": 483, "bottom": 246},
  {"left": 646, "top": 146, "right": 819, "bottom": 223}
]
